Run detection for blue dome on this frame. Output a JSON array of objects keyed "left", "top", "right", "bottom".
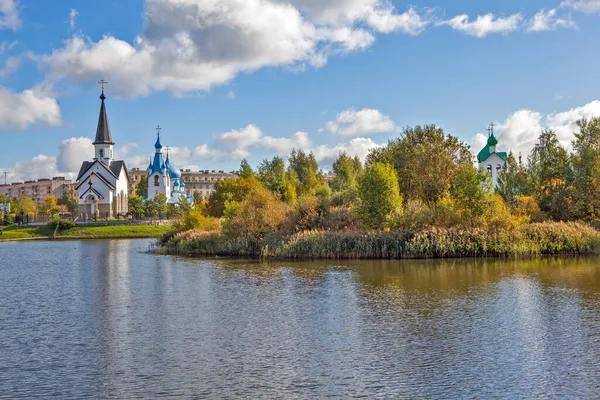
[
  {"left": 165, "top": 156, "right": 182, "bottom": 179},
  {"left": 155, "top": 134, "right": 163, "bottom": 150},
  {"left": 180, "top": 181, "right": 186, "bottom": 187},
  {"left": 174, "top": 180, "right": 180, "bottom": 187}
]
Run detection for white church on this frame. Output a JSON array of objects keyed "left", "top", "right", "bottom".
[
  {"left": 76, "top": 84, "right": 129, "bottom": 218},
  {"left": 477, "top": 124, "right": 508, "bottom": 187},
  {"left": 146, "top": 129, "right": 193, "bottom": 205}
]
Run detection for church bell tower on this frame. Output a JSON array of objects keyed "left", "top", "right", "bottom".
[{"left": 93, "top": 78, "right": 115, "bottom": 165}]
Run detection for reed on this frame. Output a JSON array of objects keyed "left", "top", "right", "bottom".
[{"left": 158, "top": 222, "right": 600, "bottom": 260}]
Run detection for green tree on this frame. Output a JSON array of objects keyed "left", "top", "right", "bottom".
[
  {"left": 528, "top": 129, "right": 574, "bottom": 221},
  {"left": 330, "top": 152, "right": 363, "bottom": 207},
  {"left": 496, "top": 152, "right": 532, "bottom": 207},
  {"left": 451, "top": 164, "right": 491, "bottom": 226},
  {"left": 136, "top": 175, "right": 148, "bottom": 197},
  {"left": 57, "top": 188, "right": 77, "bottom": 213},
  {"left": 258, "top": 156, "right": 286, "bottom": 195},
  {"left": 357, "top": 162, "right": 402, "bottom": 230},
  {"left": 288, "top": 149, "right": 324, "bottom": 195},
  {"left": 128, "top": 195, "right": 145, "bottom": 219},
  {"left": 367, "top": 125, "right": 472, "bottom": 204},
  {"left": 571, "top": 117, "right": 600, "bottom": 219},
  {"left": 192, "top": 190, "right": 203, "bottom": 206},
  {"left": 239, "top": 159, "right": 255, "bottom": 179}
]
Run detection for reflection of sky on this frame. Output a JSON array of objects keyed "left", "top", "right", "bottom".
[{"left": 2, "top": 243, "right": 600, "bottom": 398}]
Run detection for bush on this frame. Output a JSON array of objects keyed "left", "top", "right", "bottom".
[
  {"left": 173, "top": 207, "right": 221, "bottom": 232},
  {"left": 47, "top": 218, "right": 76, "bottom": 232}
]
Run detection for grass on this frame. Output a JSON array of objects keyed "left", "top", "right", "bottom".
[
  {"left": 157, "top": 222, "right": 600, "bottom": 260},
  {"left": 0, "top": 224, "right": 173, "bottom": 240}
]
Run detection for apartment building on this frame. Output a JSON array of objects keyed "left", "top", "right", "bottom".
[{"left": 0, "top": 177, "right": 76, "bottom": 204}]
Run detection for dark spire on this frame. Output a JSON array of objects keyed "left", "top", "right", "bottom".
[{"left": 93, "top": 79, "right": 114, "bottom": 145}]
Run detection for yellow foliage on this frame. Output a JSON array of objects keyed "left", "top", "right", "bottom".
[{"left": 512, "top": 195, "right": 545, "bottom": 223}]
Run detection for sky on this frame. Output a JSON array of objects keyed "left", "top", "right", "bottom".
[{"left": 1, "top": 0, "right": 600, "bottom": 183}]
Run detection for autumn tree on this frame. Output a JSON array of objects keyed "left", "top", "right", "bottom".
[
  {"left": 206, "top": 176, "right": 262, "bottom": 217},
  {"left": 357, "top": 162, "right": 402, "bottom": 230},
  {"left": 15, "top": 196, "right": 37, "bottom": 216},
  {"left": 367, "top": 125, "right": 472, "bottom": 204},
  {"left": 41, "top": 195, "right": 59, "bottom": 215}
]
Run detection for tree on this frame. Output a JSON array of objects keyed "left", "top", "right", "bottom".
[
  {"left": 496, "top": 152, "right": 532, "bottom": 207},
  {"left": 128, "top": 195, "right": 145, "bottom": 219},
  {"left": 41, "top": 195, "right": 58, "bottom": 215},
  {"left": 357, "top": 162, "right": 402, "bottom": 230},
  {"left": 222, "top": 187, "right": 289, "bottom": 241},
  {"left": 288, "top": 149, "right": 324, "bottom": 195},
  {"left": 366, "top": 125, "right": 473, "bottom": 204},
  {"left": 571, "top": 117, "right": 600, "bottom": 219},
  {"left": 239, "top": 159, "right": 255, "bottom": 179},
  {"left": 258, "top": 156, "right": 286, "bottom": 195},
  {"left": 330, "top": 152, "right": 363, "bottom": 207},
  {"left": 450, "top": 164, "right": 491, "bottom": 226},
  {"left": 528, "top": 129, "right": 574, "bottom": 220},
  {"left": 15, "top": 196, "right": 37, "bottom": 216},
  {"left": 136, "top": 175, "right": 148, "bottom": 197},
  {"left": 206, "top": 176, "right": 262, "bottom": 217},
  {"left": 57, "top": 189, "right": 77, "bottom": 213},
  {"left": 192, "top": 190, "right": 203, "bottom": 206}
]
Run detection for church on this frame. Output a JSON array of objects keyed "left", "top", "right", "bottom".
[
  {"left": 146, "top": 128, "right": 193, "bottom": 205},
  {"left": 477, "top": 124, "right": 508, "bottom": 187},
  {"left": 76, "top": 82, "right": 129, "bottom": 218}
]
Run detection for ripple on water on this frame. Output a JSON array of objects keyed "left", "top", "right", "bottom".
[{"left": 1, "top": 241, "right": 600, "bottom": 398}]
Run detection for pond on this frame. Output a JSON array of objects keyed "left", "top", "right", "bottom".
[{"left": 1, "top": 239, "right": 599, "bottom": 398}]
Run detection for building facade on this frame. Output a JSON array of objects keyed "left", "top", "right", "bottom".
[
  {"left": 76, "top": 89, "right": 129, "bottom": 218},
  {"left": 0, "top": 177, "right": 75, "bottom": 204},
  {"left": 477, "top": 132, "right": 507, "bottom": 187},
  {"left": 180, "top": 170, "right": 238, "bottom": 198}
]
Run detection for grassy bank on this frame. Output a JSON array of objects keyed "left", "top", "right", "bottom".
[
  {"left": 0, "top": 224, "right": 173, "bottom": 241},
  {"left": 157, "top": 222, "right": 600, "bottom": 259}
]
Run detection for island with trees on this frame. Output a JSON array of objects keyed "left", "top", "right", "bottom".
[{"left": 157, "top": 119, "right": 600, "bottom": 259}]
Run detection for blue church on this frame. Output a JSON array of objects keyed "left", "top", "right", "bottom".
[{"left": 146, "top": 128, "right": 193, "bottom": 205}]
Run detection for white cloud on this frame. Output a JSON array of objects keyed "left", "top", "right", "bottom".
[
  {"left": 217, "top": 124, "right": 311, "bottom": 159},
  {"left": 527, "top": 9, "right": 576, "bottom": 32},
  {"left": 0, "top": 87, "right": 61, "bottom": 130},
  {"left": 0, "top": 0, "right": 20, "bottom": 31},
  {"left": 57, "top": 137, "right": 94, "bottom": 172},
  {"left": 562, "top": 0, "right": 600, "bottom": 13},
  {"left": 68, "top": 9, "right": 78, "bottom": 31},
  {"left": 313, "top": 137, "right": 381, "bottom": 167},
  {"left": 323, "top": 108, "right": 396, "bottom": 137},
  {"left": 472, "top": 100, "right": 600, "bottom": 159},
  {"left": 440, "top": 13, "right": 523, "bottom": 37},
  {"left": 40, "top": 0, "right": 379, "bottom": 97}
]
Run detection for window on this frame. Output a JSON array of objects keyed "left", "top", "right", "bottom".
[
  {"left": 99, "top": 149, "right": 104, "bottom": 158},
  {"left": 154, "top": 175, "right": 160, "bottom": 186}
]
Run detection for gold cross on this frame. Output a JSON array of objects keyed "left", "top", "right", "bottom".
[{"left": 98, "top": 78, "right": 108, "bottom": 94}]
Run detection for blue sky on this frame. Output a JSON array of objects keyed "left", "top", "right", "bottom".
[{"left": 1, "top": 0, "right": 599, "bottom": 183}]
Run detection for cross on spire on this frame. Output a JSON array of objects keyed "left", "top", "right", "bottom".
[
  {"left": 165, "top": 146, "right": 170, "bottom": 156},
  {"left": 156, "top": 125, "right": 162, "bottom": 135},
  {"left": 98, "top": 78, "right": 108, "bottom": 94},
  {"left": 487, "top": 122, "right": 496, "bottom": 137}
]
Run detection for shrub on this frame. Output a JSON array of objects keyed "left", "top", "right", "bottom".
[
  {"left": 173, "top": 207, "right": 221, "bottom": 232},
  {"left": 47, "top": 218, "right": 76, "bottom": 232}
]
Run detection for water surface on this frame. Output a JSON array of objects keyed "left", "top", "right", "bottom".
[{"left": 1, "top": 240, "right": 599, "bottom": 398}]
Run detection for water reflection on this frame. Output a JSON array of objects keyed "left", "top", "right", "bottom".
[{"left": 1, "top": 241, "right": 600, "bottom": 398}]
